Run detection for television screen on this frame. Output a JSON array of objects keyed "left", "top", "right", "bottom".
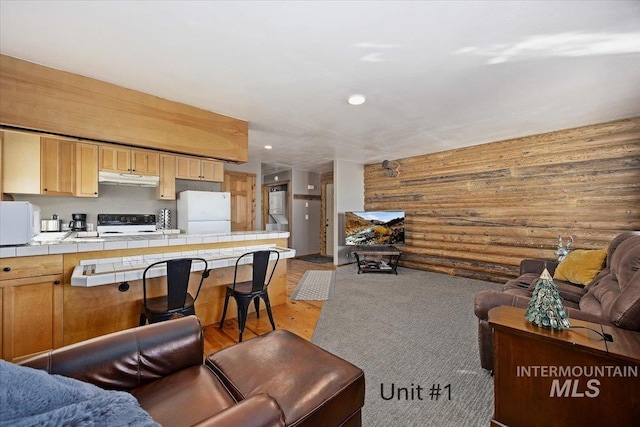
[{"left": 345, "top": 211, "right": 405, "bottom": 246}]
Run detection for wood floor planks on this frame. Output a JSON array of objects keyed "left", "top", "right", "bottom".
[{"left": 203, "top": 258, "right": 335, "bottom": 353}]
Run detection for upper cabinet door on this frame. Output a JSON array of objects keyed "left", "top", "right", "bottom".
[
  {"left": 157, "top": 154, "right": 176, "bottom": 200},
  {"left": 99, "top": 145, "right": 130, "bottom": 173},
  {"left": 2, "top": 131, "right": 41, "bottom": 194},
  {"left": 76, "top": 142, "right": 99, "bottom": 197},
  {"left": 201, "top": 160, "right": 224, "bottom": 182},
  {"left": 176, "top": 156, "right": 223, "bottom": 182},
  {"left": 176, "top": 156, "right": 202, "bottom": 180},
  {"left": 131, "top": 149, "right": 159, "bottom": 176},
  {"left": 41, "top": 137, "right": 75, "bottom": 196}
]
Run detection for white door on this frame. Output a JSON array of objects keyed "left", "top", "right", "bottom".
[{"left": 325, "top": 184, "right": 334, "bottom": 256}]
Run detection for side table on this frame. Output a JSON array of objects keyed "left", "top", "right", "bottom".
[{"left": 488, "top": 305, "right": 640, "bottom": 427}]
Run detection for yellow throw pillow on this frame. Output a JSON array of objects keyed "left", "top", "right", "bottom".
[{"left": 553, "top": 249, "right": 607, "bottom": 286}]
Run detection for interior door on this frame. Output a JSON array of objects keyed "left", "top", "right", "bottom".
[
  {"left": 325, "top": 183, "right": 334, "bottom": 256},
  {"left": 223, "top": 171, "right": 256, "bottom": 231}
]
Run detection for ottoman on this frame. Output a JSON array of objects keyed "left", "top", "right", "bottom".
[{"left": 206, "top": 330, "right": 365, "bottom": 427}]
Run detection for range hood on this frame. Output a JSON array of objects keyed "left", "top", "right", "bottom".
[{"left": 98, "top": 171, "right": 160, "bottom": 187}]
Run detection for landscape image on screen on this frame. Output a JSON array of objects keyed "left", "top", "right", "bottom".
[{"left": 345, "top": 211, "right": 405, "bottom": 246}]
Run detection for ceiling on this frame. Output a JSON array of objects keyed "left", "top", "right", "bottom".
[{"left": 1, "top": 1, "right": 639, "bottom": 175}]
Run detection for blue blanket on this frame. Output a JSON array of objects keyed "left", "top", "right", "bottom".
[{"left": 0, "top": 360, "right": 159, "bottom": 426}]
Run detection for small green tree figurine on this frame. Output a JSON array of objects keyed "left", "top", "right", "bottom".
[{"left": 525, "top": 268, "right": 571, "bottom": 330}]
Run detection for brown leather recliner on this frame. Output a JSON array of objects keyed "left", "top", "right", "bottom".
[
  {"left": 474, "top": 231, "right": 640, "bottom": 371},
  {"left": 18, "top": 316, "right": 365, "bottom": 426}
]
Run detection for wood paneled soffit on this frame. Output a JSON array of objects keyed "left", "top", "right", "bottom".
[{"left": 0, "top": 54, "right": 248, "bottom": 163}]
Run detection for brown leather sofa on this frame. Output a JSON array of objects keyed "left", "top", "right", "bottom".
[
  {"left": 19, "top": 316, "right": 365, "bottom": 426},
  {"left": 474, "top": 231, "right": 640, "bottom": 371}
]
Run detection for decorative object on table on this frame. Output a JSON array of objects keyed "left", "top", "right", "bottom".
[
  {"left": 291, "top": 270, "right": 336, "bottom": 301},
  {"left": 158, "top": 208, "right": 171, "bottom": 229},
  {"left": 555, "top": 235, "right": 574, "bottom": 261},
  {"left": 524, "top": 268, "right": 571, "bottom": 329}
]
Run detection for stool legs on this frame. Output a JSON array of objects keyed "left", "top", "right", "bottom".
[
  {"left": 262, "top": 293, "right": 276, "bottom": 331},
  {"left": 254, "top": 297, "right": 260, "bottom": 318},
  {"left": 219, "top": 292, "right": 231, "bottom": 328},
  {"left": 219, "top": 291, "right": 276, "bottom": 342}
]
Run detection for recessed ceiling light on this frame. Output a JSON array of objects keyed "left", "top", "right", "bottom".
[
  {"left": 264, "top": 145, "right": 272, "bottom": 149},
  {"left": 347, "top": 94, "right": 366, "bottom": 105}
]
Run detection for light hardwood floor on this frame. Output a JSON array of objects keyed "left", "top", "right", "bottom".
[{"left": 203, "top": 258, "right": 336, "bottom": 354}]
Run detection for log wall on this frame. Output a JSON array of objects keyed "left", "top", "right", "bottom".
[{"left": 364, "top": 117, "right": 640, "bottom": 283}]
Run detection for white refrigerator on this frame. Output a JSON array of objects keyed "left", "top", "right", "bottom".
[{"left": 177, "top": 191, "right": 231, "bottom": 234}]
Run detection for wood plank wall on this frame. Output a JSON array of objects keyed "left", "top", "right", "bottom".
[
  {"left": 0, "top": 55, "right": 248, "bottom": 162},
  {"left": 363, "top": 117, "right": 640, "bottom": 283}
]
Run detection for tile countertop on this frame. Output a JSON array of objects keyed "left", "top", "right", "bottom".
[
  {"left": 0, "top": 230, "right": 291, "bottom": 258},
  {"left": 72, "top": 244, "right": 296, "bottom": 287}
]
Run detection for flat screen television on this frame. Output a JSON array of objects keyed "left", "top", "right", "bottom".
[{"left": 345, "top": 211, "right": 405, "bottom": 246}]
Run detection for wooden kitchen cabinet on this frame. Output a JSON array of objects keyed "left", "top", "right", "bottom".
[
  {"left": 132, "top": 149, "right": 160, "bottom": 175},
  {"left": 0, "top": 255, "right": 63, "bottom": 361},
  {"left": 99, "top": 145, "right": 159, "bottom": 176},
  {"left": 99, "top": 145, "right": 130, "bottom": 173},
  {"left": 2, "top": 131, "right": 41, "bottom": 194},
  {"left": 176, "top": 155, "right": 223, "bottom": 182},
  {"left": 76, "top": 142, "right": 99, "bottom": 197},
  {"left": 41, "top": 137, "right": 76, "bottom": 196},
  {"left": 157, "top": 154, "right": 176, "bottom": 200},
  {"left": 202, "top": 159, "right": 224, "bottom": 181}
]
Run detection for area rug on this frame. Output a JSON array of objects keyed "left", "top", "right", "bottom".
[
  {"left": 296, "top": 254, "right": 334, "bottom": 264},
  {"left": 290, "top": 270, "right": 336, "bottom": 301},
  {"left": 311, "top": 266, "right": 502, "bottom": 427}
]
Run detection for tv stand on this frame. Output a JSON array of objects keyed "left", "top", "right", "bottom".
[{"left": 352, "top": 246, "right": 401, "bottom": 275}]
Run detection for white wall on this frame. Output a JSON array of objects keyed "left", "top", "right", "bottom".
[{"left": 334, "top": 160, "right": 364, "bottom": 264}]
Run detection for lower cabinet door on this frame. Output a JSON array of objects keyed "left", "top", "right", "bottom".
[{"left": 2, "top": 274, "right": 63, "bottom": 361}]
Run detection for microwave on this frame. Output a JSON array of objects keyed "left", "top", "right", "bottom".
[{"left": 0, "top": 201, "right": 41, "bottom": 246}]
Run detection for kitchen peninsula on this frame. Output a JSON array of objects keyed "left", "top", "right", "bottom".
[{"left": 0, "top": 230, "right": 292, "bottom": 361}]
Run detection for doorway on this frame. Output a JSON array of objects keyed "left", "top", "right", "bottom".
[{"left": 223, "top": 171, "right": 256, "bottom": 231}]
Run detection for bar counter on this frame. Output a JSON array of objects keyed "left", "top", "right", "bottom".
[{"left": 0, "top": 230, "right": 292, "bottom": 355}]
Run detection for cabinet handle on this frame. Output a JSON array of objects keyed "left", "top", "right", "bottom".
[
  {"left": 94, "top": 192, "right": 98, "bottom": 195},
  {"left": 43, "top": 188, "right": 48, "bottom": 192},
  {"left": 3, "top": 267, "right": 11, "bottom": 272},
  {"left": 54, "top": 280, "right": 61, "bottom": 285}
]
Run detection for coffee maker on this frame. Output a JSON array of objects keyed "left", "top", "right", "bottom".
[{"left": 69, "top": 213, "right": 87, "bottom": 231}]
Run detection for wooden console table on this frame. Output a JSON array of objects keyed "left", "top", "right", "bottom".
[
  {"left": 352, "top": 246, "right": 401, "bottom": 275},
  {"left": 488, "top": 306, "right": 640, "bottom": 427}
]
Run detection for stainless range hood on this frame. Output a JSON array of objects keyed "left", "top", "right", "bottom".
[{"left": 98, "top": 171, "right": 160, "bottom": 187}]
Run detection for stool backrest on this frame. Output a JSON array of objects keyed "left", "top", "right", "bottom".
[
  {"left": 143, "top": 257, "right": 208, "bottom": 311},
  {"left": 234, "top": 250, "right": 280, "bottom": 292}
]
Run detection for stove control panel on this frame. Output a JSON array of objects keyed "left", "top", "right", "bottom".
[{"left": 97, "top": 214, "right": 156, "bottom": 226}]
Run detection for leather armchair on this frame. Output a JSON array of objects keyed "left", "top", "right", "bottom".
[
  {"left": 18, "top": 315, "right": 365, "bottom": 427},
  {"left": 19, "top": 316, "right": 285, "bottom": 427},
  {"left": 474, "top": 231, "right": 640, "bottom": 371}
]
